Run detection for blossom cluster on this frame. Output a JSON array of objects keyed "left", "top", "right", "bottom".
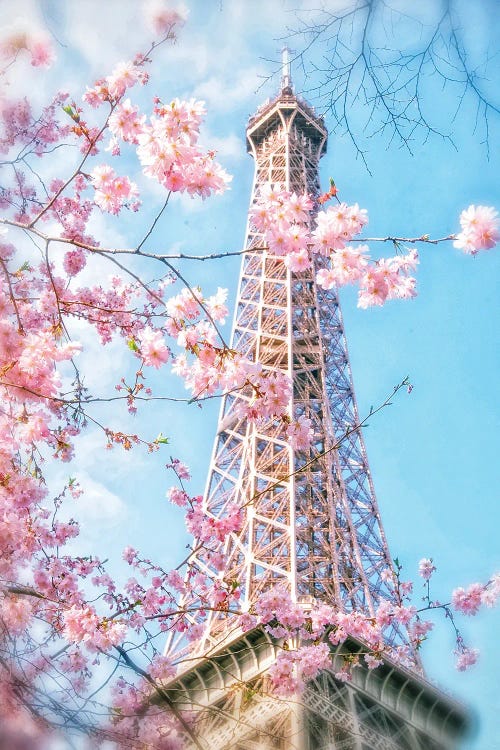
[
  {"left": 418, "top": 558, "right": 436, "bottom": 581},
  {"left": 250, "top": 186, "right": 419, "bottom": 306},
  {"left": 453, "top": 205, "right": 500, "bottom": 254},
  {"left": 455, "top": 646, "right": 480, "bottom": 672},
  {"left": 136, "top": 98, "right": 231, "bottom": 198},
  {"left": 99, "top": 90, "right": 231, "bottom": 199},
  {"left": 78, "top": 58, "right": 231, "bottom": 214},
  {"left": 83, "top": 59, "right": 149, "bottom": 107},
  {"left": 186, "top": 497, "right": 243, "bottom": 543},
  {"left": 0, "top": 26, "right": 55, "bottom": 68},
  {"left": 251, "top": 188, "right": 498, "bottom": 308},
  {"left": 249, "top": 185, "right": 314, "bottom": 271},
  {"left": 63, "top": 605, "right": 127, "bottom": 651},
  {"left": 91, "top": 164, "right": 140, "bottom": 214},
  {"left": 0, "top": 22, "right": 239, "bottom": 745},
  {"left": 244, "top": 569, "right": 500, "bottom": 697},
  {"left": 269, "top": 642, "right": 332, "bottom": 695},
  {"left": 160, "top": 284, "right": 308, "bottom": 439},
  {"left": 0, "top": 92, "right": 71, "bottom": 168},
  {"left": 250, "top": 586, "right": 424, "bottom": 693},
  {"left": 145, "top": 0, "right": 187, "bottom": 37},
  {"left": 451, "top": 576, "right": 500, "bottom": 614}
]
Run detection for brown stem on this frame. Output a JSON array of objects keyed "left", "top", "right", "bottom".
[{"left": 0, "top": 257, "right": 24, "bottom": 333}]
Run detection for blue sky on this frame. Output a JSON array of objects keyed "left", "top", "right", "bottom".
[{"left": 4, "top": 1, "right": 499, "bottom": 747}]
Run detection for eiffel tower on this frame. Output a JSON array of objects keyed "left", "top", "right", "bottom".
[{"left": 164, "top": 50, "right": 468, "bottom": 750}]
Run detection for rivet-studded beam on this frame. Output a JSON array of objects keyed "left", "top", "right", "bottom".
[{"left": 167, "top": 629, "right": 467, "bottom": 750}]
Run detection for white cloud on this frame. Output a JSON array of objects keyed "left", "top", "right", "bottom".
[
  {"left": 74, "top": 473, "right": 128, "bottom": 527},
  {"left": 72, "top": 427, "right": 148, "bottom": 475},
  {"left": 61, "top": 316, "right": 129, "bottom": 394},
  {"left": 170, "top": 187, "right": 220, "bottom": 215},
  {"left": 202, "top": 131, "right": 246, "bottom": 161},
  {"left": 191, "top": 66, "right": 267, "bottom": 112},
  {"left": 55, "top": 3, "right": 151, "bottom": 78}
]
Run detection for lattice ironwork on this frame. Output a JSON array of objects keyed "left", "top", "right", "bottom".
[
  {"left": 166, "top": 73, "right": 407, "bottom": 661},
  {"left": 163, "top": 63, "right": 469, "bottom": 750}
]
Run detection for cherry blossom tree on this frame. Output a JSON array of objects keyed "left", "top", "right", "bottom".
[{"left": 0, "top": 3, "right": 498, "bottom": 749}]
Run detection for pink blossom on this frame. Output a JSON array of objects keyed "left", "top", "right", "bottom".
[
  {"left": 451, "top": 583, "right": 484, "bottom": 615},
  {"left": 365, "top": 653, "right": 383, "bottom": 669},
  {"left": 453, "top": 205, "right": 499, "bottom": 254},
  {"left": 410, "top": 618, "right": 434, "bottom": 641},
  {"left": 357, "top": 267, "right": 389, "bottom": 308},
  {"left": 186, "top": 622, "right": 205, "bottom": 642},
  {"left": 455, "top": 647, "right": 479, "bottom": 671},
  {"left": 27, "top": 35, "right": 55, "bottom": 68},
  {"left": 418, "top": 558, "right": 436, "bottom": 581},
  {"left": 287, "top": 191, "right": 313, "bottom": 222},
  {"left": 250, "top": 187, "right": 314, "bottom": 261},
  {"left": 268, "top": 650, "right": 300, "bottom": 695},
  {"left": 481, "top": 573, "right": 500, "bottom": 607},
  {"left": 254, "top": 586, "right": 293, "bottom": 625},
  {"left": 83, "top": 60, "right": 147, "bottom": 107},
  {"left": 108, "top": 99, "right": 146, "bottom": 144},
  {"left": 330, "top": 244, "right": 369, "bottom": 284},
  {"left": 0, "top": 596, "right": 32, "bottom": 635},
  {"left": 63, "top": 248, "right": 86, "bottom": 277},
  {"left": 315, "top": 267, "right": 338, "bottom": 290},
  {"left": 122, "top": 546, "right": 138, "bottom": 564},
  {"left": 166, "top": 486, "right": 188, "bottom": 507},
  {"left": 68, "top": 479, "right": 83, "bottom": 499},
  {"left": 298, "top": 642, "right": 331, "bottom": 680},
  {"left": 17, "top": 411, "right": 50, "bottom": 443},
  {"left": 286, "top": 414, "right": 314, "bottom": 450},
  {"left": 186, "top": 499, "right": 243, "bottom": 542},
  {"left": 400, "top": 580, "right": 413, "bottom": 597},
  {"left": 269, "top": 643, "right": 331, "bottom": 696},
  {"left": 205, "top": 287, "right": 228, "bottom": 323},
  {"left": 149, "top": 654, "right": 176, "bottom": 680},
  {"left": 334, "top": 667, "right": 353, "bottom": 682},
  {"left": 166, "top": 286, "right": 202, "bottom": 321},
  {"left": 137, "top": 326, "right": 170, "bottom": 368},
  {"left": 375, "top": 599, "right": 395, "bottom": 628},
  {"left": 250, "top": 370, "right": 292, "bottom": 419},
  {"left": 309, "top": 603, "right": 336, "bottom": 633},
  {"left": 171, "top": 459, "right": 190, "bottom": 479},
  {"left": 135, "top": 100, "right": 230, "bottom": 199},
  {"left": 59, "top": 648, "right": 87, "bottom": 674},
  {"left": 238, "top": 612, "right": 258, "bottom": 631},
  {"left": 165, "top": 569, "right": 185, "bottom": 592},
  {"left": 91, "top": 165, "right": 140, "bottom": 214},
  {"left": 0, "top": 29, "right": 54, "bottom": 68},
  {"left": 381, "top": 568, "right": 394, "bottom": 583},
  {"left": 145, "top": 1, "right": 188, "bottom": 36},
  {"left": 311, "top": 202, "right": 367, "bottom": 255},
  {"left": 285, "top": 248, "right": 311, "bottom": 271},
  {"left": 62, "top": 605, "right": 99, "bottom": 644},
  {"left": 107, "top": 61, "right": 142, "bottom": 100},
  {"left": 393, "top": 605, "right": 417, "bottom": 625}
]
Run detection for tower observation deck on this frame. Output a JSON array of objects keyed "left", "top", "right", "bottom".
[{"left": 164, "top": 53, "right": 469, "bottom": 750}]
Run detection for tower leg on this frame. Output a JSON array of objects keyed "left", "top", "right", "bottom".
[
  {"left": 347, "top": 688, "right": 364, "bottom": 750},
  {"left": 289, "top": 701, "right": 307, "bottom": 750}
]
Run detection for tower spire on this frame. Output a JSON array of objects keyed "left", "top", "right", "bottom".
[{"left": 281, "top": 45, "right": 293, "bottom": 91}]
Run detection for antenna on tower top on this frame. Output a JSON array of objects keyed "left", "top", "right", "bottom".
[{"left": 280, "top": 45, "right": 294, "bottom": 91}]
